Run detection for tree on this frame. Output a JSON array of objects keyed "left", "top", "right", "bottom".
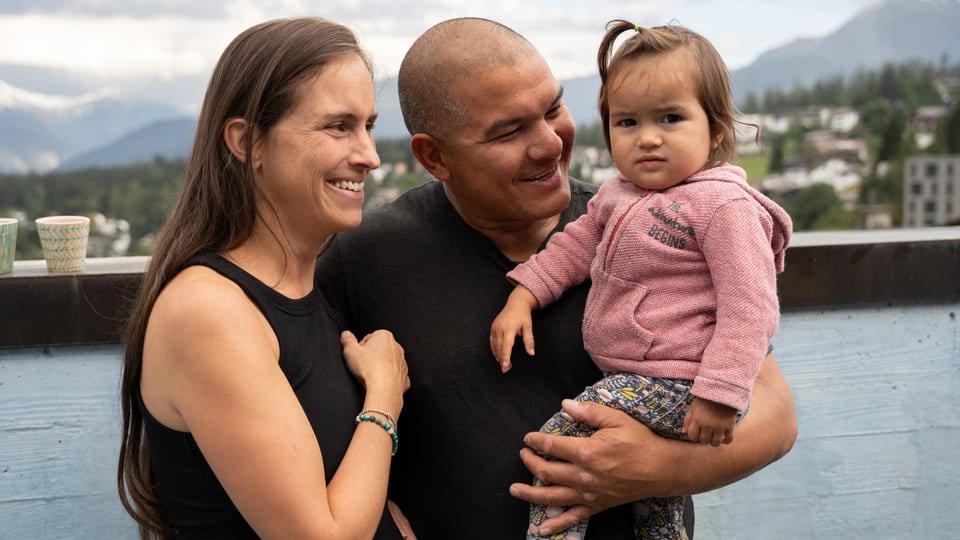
[
  {"left": 934, "top": 102, "right": 960, "bottom": 153},
  {"left": 574, "top": 122, "right": 606, "bottom": 149},
  {"left": 875, "top": 106, "right": 907, "bottom": 167},
  {"left": 374, "top": 137, "right": 415, "bottom": 168},
  {"left": 1, "top": 159, "right": 186, "bottom": 257},
  {"left": 783, "top": 183, "right": 853, "bottom": 231},
  {"left": 767, "top": 134, "right": 785, "bottom": 173},
  {"left": 741, "top": 92, "right": 760, "bottom": 114},
  {"left": 878, "top": 63, "right": 900, "bottom": 101},
  {"left": 860, "top": 99, "right": 893, "bottom": 136}
]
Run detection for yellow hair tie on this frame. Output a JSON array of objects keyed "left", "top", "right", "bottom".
[{"left": 634, "top": 24, "right": 641, "bottom": 32}]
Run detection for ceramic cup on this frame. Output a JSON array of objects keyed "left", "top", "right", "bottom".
[
  {"left": 0, "top": 218, "right": 17, "bottom": 274},
  {"left": 35, "top": 215, "right": 91, "bottom": 273}
]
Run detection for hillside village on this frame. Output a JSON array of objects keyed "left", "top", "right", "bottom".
[
  {"left": 64, "top": 99, "right": 960, "bottom": 259},
  {"left": 4, "top": 50, "right": 960, "bottom": 259},
  {"left": 569, "top": 103, "right": 952, "bottom": 229},
  {"left": 364, "top": 94, "right": 959, "bottom": 232},
  {"left": 5, "top": 0, "right": 960, "bottom": 251}
]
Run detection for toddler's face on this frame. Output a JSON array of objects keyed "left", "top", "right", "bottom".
[{"left": 607, "top": 54, "right": 717, "bottom": 191}]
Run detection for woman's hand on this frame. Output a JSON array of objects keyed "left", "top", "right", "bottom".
[
  {"left": 387, "top": 500, "right": 417, "bottom": 539},
  {"left": 340, "top": 330, "right": 410, "bottom": 400}
]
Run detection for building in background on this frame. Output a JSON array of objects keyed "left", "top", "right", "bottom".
[{"left": 903, "top": 155, "right": 960, "bottom": 227}]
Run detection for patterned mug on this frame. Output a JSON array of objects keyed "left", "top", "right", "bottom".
[
  {"left": 0, "top": 218, "right": 17, "bottom": 274},
  {"left": 35, "top": 216, "right": 91, "bottom": 273}
]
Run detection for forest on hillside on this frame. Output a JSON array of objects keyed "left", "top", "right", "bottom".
[{"left": 2, "top": 59, "right": 960, "bottom": 258}]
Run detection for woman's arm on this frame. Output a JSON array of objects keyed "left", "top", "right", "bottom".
[
  {"left": 509, "top": 354, "right": 796, "bottom": 535},
  {"left": 142, "top": 268, "right": 407, "bottom": 539}
]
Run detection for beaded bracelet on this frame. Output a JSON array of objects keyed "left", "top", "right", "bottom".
[
  {"left": 359, "top": 408, "right": 398, "bottom": 428},
  {"left": 355, "top": 413, "right": 399, "bottom": 456}
]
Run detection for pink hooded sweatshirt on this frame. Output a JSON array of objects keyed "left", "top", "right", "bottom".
[{"left": 508, "top": 164, "right": 792, "bottom": 410}]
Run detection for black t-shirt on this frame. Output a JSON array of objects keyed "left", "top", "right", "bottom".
[
  {"left": 141, "top": 253, "right": 402, "bottom": 539},
  {"left": 318, "top": 181, "right": 692, "bottom": 539}
]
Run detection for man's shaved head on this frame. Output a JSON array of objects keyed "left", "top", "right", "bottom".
[{"left": 398, "top": 17, "right": 539, "bottom": 138}]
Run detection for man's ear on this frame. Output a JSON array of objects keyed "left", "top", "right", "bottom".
[
  {"left": 410, "top": 133, "right": 451, "bottom": 181},
  {"left": 223, "top": 118, "right": 254, "bottom": 164}
]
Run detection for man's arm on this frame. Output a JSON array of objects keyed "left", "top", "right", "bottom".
[{"left": 509, "top": 354, "right": 796, "bottom": 535}]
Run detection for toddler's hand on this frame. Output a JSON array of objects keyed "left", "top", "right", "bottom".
[{"left": 682, "top": 397, "right": 738, "bottom": 446}]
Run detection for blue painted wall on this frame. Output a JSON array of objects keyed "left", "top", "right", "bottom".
[
  {"left": 697, "top": 303, "right": 960, "bottom": 539},
  {"left": 0, "top": 345, "right": 134, "bottom": 538},
  {"left": 1, "top": 302, "right": 958, "bottom": 539}
]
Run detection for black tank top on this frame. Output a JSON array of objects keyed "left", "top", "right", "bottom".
[{"left": 140, "top": 253, "right": 402, "bottom": 539}]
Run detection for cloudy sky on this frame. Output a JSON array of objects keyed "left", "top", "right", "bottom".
[{"left": 0, "top": 0, "right": 883, "bottom": 106}]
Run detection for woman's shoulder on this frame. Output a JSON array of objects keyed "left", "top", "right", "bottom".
[
  {"left": 142, "top": 265, "right": 277, "bottom": 430},
  {"left": 161, "top": 264, "right": 243, "bottom": 305},
  {"left": 152, "top": 266, "right": 264, "bottom": 341}
]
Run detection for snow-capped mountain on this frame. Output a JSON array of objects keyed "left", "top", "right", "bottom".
[
  {"left": 0, "top": 80, "right": 182, "bottom": 173},
  {"left": 2, "top": 0, "right": 960, "bottom": 174}
]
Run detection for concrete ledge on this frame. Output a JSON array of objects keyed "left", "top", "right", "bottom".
[
  {"left": 0, "top": 257, "right": 147, "bottom": 349},
  {"left": 779, "top": 227, "right": 960, "bottom": 309},
  {"left": 2, "top": 228, "right": 959, "bottom": 348}
]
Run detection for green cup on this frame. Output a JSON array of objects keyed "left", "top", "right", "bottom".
[
  {"left": 35, "top": 215, "right": 90, "bottom": 273},
  {"left": 0, "top": 218, "right": 16, "bottom": 274}
]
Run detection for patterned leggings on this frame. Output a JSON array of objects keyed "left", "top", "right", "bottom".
[{"left": 527, "top": 372, "right": 695, "bottom": 540}]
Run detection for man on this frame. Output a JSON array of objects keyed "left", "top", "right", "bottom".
[{"left": 317, "top": 17, "right": 797, "bottom": 539}]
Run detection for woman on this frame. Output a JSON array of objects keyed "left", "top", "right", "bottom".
[{"left": 117, "top": 17, "right": 411, "bottom": 539}]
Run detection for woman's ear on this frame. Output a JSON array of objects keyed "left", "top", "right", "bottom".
[
  {"left": 410, "top": 133, "right": 451, "bottom": 182},
  {"left": 223, "top": 118, "right": 251, "bottom": 163}
]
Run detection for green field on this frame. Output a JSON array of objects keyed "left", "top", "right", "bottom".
[{"left": 732, "top": 152, "right": 770, "bottom": 187}]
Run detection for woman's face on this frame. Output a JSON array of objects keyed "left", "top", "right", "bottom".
[{"left": 253, "top": 53, "right": 380, "bottom": 247}]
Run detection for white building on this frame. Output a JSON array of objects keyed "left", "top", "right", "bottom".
[{"left": 903, "top": 155, "right": 960, "bottom": 227}]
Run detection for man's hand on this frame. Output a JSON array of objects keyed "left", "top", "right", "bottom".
[
  {"left": 509, "top": 399, "right": 678, "bottom": 535},
  {"left": 509, "top": 354, "right": 797, "bottom": 536}
]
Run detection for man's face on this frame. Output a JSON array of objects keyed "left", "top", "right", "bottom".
[{"left": 437, "top": 55, "right": 576, "bottom": 231}]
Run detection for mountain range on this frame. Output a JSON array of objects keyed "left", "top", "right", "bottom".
[{"left": 1, "top": 0, "right": 959, "bottom": 174}]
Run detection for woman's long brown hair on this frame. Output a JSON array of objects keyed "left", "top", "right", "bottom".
[{"left": 116, "top": 17, "right": 370, "bottom": 538}]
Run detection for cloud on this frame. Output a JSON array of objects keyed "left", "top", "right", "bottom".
[
  {"left": 0, "top": 14, "right": 238, "bottom": 78},
  {"left": 0, "top": 0, "right": 227, "bottom": 18},
  {"left": 0, "top": 0, "right": 884, "bottom": 85}
]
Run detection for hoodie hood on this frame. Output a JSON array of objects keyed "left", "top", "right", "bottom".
[{"left": 686, "top": 164, "right": 793, "bottom": 272}]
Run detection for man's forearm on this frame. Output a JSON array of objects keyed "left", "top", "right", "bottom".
[
  {"left": 668, "top": 354, "right": 797, "bottom": 495},
  {"left": 509, "top": 354, "right": 796, "bottom": 519}
]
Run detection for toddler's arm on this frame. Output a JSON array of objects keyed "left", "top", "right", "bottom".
[{"left": 489, "top": 285, "right": 540, "bottom": 373}]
